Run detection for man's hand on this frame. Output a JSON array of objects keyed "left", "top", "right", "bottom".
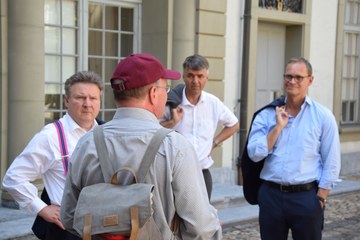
[
  {"left": 275, "top": 106, "right": 289, "bottom": 128},
  {"left": 267, "top": 106, "right": 289, "bottom": 151},
  {"left": 171, "top": 106, "right": 183, "bottom": 125},
  {"left": 160, "top": 106, "right": 184, "bottom": 128},
  {"left": 38, "top": 204, "right": 65, "bottom": 230}
]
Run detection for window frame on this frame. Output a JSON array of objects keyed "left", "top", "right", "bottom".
[
  {"left": 340, "top": 0, "right": 360, "bottom": 127},
  {"left": 44, "top": 0, "right": 141, "bottom": 124}
]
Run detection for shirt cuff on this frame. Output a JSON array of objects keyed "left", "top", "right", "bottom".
[{"left": 27, "top": 197, "right": 48, "bottom": 214}]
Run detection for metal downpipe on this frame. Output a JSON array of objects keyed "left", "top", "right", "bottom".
[{"left": 237, "top": 0, "right": 252, "bottom": 185}]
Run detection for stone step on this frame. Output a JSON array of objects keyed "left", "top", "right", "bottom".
[
  {"left": 211, "top": 183, "right": 258, "bottom": 230},
  {"left": 218, "top": 204, "right": 259, "bottom": 229},
  {"left": 211, "top": 183, "right": 247, "bottom": 209}
]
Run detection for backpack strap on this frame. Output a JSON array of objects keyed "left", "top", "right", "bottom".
[
  {"left": 54, "top": 120, "right": 70, "bottom": 175},
  {"left": 137, "top": 128, "right": 175, "bottom": 239},
  {"left": 137, "top": 128, "right": 174, "bottom": 183},
  {"left": 93, "top": 126, "right": 176, "bottom": 238},
  {"left": 93, "top": 125, "right": 112, "bottom": 182},
  {"left": 93, "top": 126, "right": 174, "bottom": 184}
]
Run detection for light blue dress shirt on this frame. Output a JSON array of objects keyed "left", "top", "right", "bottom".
[{"left": 247, "top": 97, "right": 341, "bottom": 190}]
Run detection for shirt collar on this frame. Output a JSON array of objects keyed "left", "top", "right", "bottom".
[
  {"left": 113, "top": 108, "right": 159, "bottom": 123},
  {"left": 181, "top": 87, "right": 206, "bottom": 106},
  {"left": 284, "top": 96, "right": 312, "bottom": 108},
  {"left": 63, "top": 113, "right": 98, "bottom": 133}
]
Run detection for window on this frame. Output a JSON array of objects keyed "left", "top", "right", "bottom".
[
  {"left": 44, "top": 0, "right": 141, "bottom": 124},
  {"left": 258, "top": 0, "right": 303, "bottom": 13},
  {"left": 341, "top": 0, "right": 360, "bottom": 125}
]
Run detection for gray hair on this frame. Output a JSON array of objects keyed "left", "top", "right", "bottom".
[
  {"left": 182, "top": 54, "right": 209, "bottom": 71},
  {"left": 64, "top": 71, "right": 103, "bottom": 97}
]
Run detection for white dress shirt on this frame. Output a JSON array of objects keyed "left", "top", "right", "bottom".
[
  {"left": 161, "top": 89, "right": 238, "bottom": 169},
  {"left": 2, "top": 114, "right": 97, "bottom": 214}
]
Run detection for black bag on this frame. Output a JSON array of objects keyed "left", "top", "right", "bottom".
[
  {"left": 241, "top": 97, "right": 285, "bottom": 205},
  {"left": 166, "top": 83, "right": 185, "bottom": 108}
]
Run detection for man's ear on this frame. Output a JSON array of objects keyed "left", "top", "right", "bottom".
[
  {"left": 63, "top": 95, "right": 69, "bottom": 107},
  {"left": 148, "top": 86, "right": 157, "bottom": 105},
  {"left": 308, "top": 75, "right": 314, "bottom": 85}
]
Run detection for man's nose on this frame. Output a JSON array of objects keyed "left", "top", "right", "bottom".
[
  {"left": 192, "top": 76, "right": 200, "bottom": 83},
  {"left": 83, "top": 98, "right": 91, "bottom": 106}
]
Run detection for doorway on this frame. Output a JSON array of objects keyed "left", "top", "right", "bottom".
[{"left": 255, "top": 22, "right": 286, "bottom": 109}]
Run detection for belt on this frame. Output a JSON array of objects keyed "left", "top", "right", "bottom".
[{"left": 264, "top": 181, "right": 317, "bottom": 192}]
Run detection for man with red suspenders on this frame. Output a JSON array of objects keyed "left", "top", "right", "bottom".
[{"left": 2, "top": 71, "right": 103, "bottom": 240}]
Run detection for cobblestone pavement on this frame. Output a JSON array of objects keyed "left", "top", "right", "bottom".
[
  {"left": 223, "top": 188, "right": 360, "bottom": 239},
  {"left": 10, "top": 176, "right": 360, "bottom": 240}
]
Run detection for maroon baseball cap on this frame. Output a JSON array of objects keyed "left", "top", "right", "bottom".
[{"left": 110, "top": 53, "right": 181, "bottom": 91}]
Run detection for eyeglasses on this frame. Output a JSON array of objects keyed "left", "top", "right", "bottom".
[
  {"left": 283, "top": 74, "right": 309, "bottom": 82},
  {"left": 156, "top": 85, "right": 171, "bottom": 93}
]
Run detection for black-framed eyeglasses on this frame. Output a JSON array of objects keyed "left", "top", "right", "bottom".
[
  {"left": 156, "top": 85, "right": 171, "bottom": 93},
  {"left": 283, "top": 74, "right": 309, "bottom": 82}
]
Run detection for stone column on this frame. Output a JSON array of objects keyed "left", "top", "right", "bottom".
[
  {"left": 172, "top": 0, "right": 196, "bottom": 72},
  {"left": 2, "top": 0, "right": 44, "bottom": 208},
  {"left": 8, "top": 0, "right": 44, "bottom": 162}
]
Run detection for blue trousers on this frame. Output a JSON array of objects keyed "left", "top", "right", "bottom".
[{"left": 258, "top": 183, "right": 324, "bottom": 240}]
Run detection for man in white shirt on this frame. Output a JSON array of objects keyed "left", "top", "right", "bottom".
[
  {"left": 160, "top": 54, "right": 239, "bottom": 199},
  {"left": 2, "top": 71, "right": 103, "bottom": 240}
]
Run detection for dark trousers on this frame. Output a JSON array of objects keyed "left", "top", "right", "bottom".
[
  {"left": 45, "top": 222, "right": 81, "bottom": 240},
  {"left": 202, "top": 169, "right": 213, "bottom": 200},
  {"left": 258, "top": 183, "right": 324, "bottom": 240},
  {"left": 32, "top": 188, "right": 81, "bottom": 240}
]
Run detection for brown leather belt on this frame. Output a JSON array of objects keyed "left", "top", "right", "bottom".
[{"left": 264, "top": 180, "right": 317, "bottom": 192}]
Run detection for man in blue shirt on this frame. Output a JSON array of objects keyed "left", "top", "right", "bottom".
[{"left": 247, "top": 57, "right": 341, "bottom": 240}]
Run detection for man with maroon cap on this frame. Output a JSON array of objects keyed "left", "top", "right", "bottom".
[{"left": 61, "top": 53, "right": 222, "bottom": 239}]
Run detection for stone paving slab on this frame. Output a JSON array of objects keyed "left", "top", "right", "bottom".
[
  {"left": 0, "top": 205, "right": 35, "bottom": 240},
  {"left": 0, "top": 217, "right": 35, "bottom": 240}
]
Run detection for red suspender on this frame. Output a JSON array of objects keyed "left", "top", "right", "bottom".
[{"left": 53, "top": 120, "right": 70, "bottom": 175}]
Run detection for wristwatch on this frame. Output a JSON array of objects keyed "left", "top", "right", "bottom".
[
  {"left": 317, "top": 196, "right": 327, "bottom": 204},
  {"left": 213, "top": 140, "right": 220, "bottom": 148}
]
